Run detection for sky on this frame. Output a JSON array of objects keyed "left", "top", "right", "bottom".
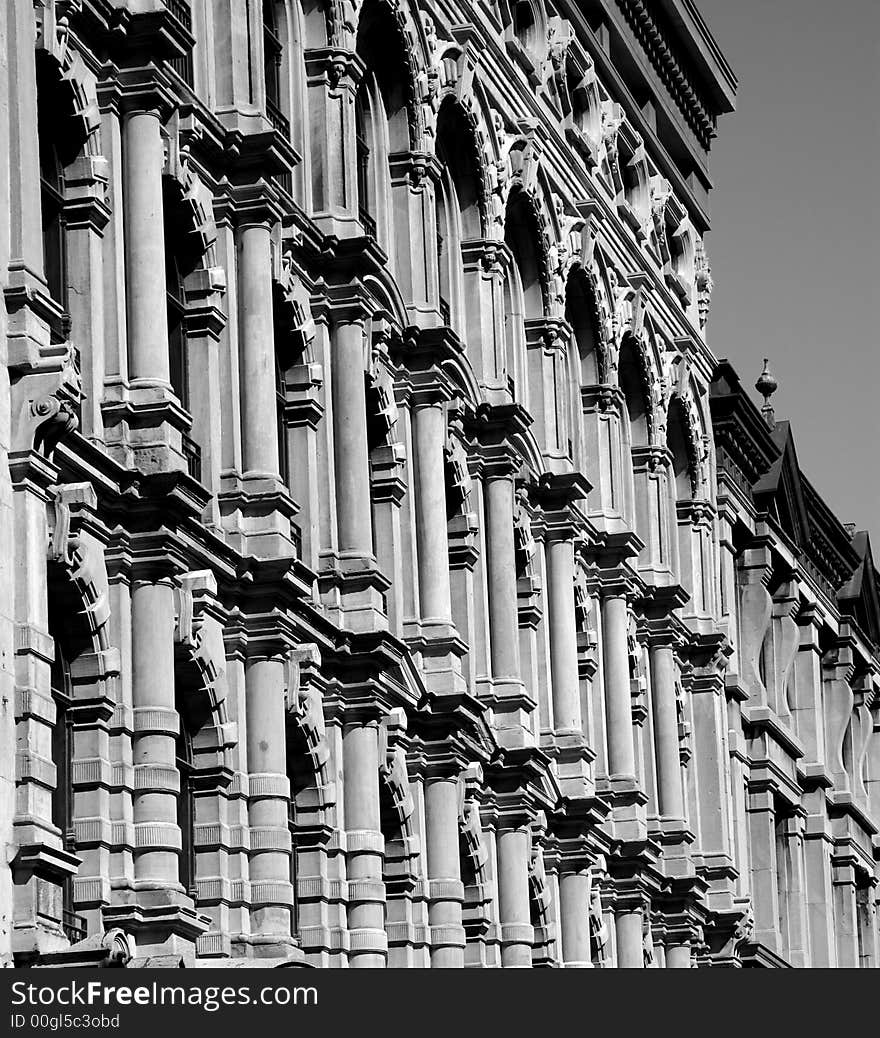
[{"left": 696, "top": 0, "right": 880, "bottom": 547}]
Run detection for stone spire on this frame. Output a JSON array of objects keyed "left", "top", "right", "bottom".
[{"left": 755, "top": 358, "right": 777, "bottom": 429}]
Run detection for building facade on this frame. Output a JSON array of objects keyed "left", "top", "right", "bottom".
[{"left": 0, "top": 0, "right": 877, "bottom": 968}]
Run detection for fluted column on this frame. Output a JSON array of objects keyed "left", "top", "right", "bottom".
[
  {"left": 649, "top": 642, "right": 684, "bottom": 819},
  {"left": 237, "top": 220, "right": 280, "bottom": 478},
  {"left": 123, "top": 109, "right": 169, "bottom": 385},
  {"left": 602, "top": 593, "right": 635, "bottom": 778},
  {"left": 497, "top": 824, "right": 533, "bottom": 967},
  {"left": 547, "top": 537, "right": 581, "bottom": 733},
  {"left": 343, "top": 719, "right": 386, "bottom": 967},
  {"left": 245, "top": 655, "right": 294, "bottom": 955},
  {"left": 413, "top": 400, "right": 452, "bottom": 623},
  {"left": 485, "top": 472, "right": 520, "bottom": 681},
  {"left": 131, "top": 578, "right": 179, "bottom": 887},
  {"left": 425, "top": 775, "right": 465, "bottom": 967},
  {"left": 332, "top": 317, "right": 372, "bottom": 557},
  {"left": 559, "top": 869, "right": 591, "bottom": 967}
]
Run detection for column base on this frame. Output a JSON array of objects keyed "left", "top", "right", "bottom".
[
  {"left": 318, "top": 552, "right": 390, "bottom": 633},
  {"left": 402, "top": 618, "right": 468, "bottom": 696},
  {"left": 219, "top": 472, "right": 299, "bottom": 559},
  {"left": 102, "top": 382, "right": 190, "bottom": 475}
]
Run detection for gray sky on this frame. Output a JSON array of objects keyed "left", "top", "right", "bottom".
[{"left": 697, "top": 0, "right": 880, "bottom": 547}]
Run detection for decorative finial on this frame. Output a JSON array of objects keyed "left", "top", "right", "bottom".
[{"left": 755, "top": 358, "right": 777, "bottom": 429}]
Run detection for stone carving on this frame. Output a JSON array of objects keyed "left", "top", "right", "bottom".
[
  {"left": 643, "top": 914, "right": 658, "bottom": 968},
  {"left": 823, "top": 639, "right": 857, "bottom": 792},
  {"left": 513, "top": 489, "right": 537, "bottom": 573},
  {"left": 445, "top": 434, "right": 472, "bottom": 507},
  {"left": 277, "top": 249, "right": 316, "bottom": 351},
  {"left": 600, "top": 101, "right": 625, "bottom": 196},
  {"left": 650, "top": 176, "right": 673, "bottom": 265},
  {"left": 527, "top": 827, "right": 552, "bottom": 927},
  {"left": 379, "top": 708, "right": 414, "bottom": 833},
  {"left": 586, "top": 855, "right": 609, "bottom": 966},
  {"left": 457, "top": 764, "right": 489, "bottom": 880},
  {"left": 13, "top": 342, "right": 81, "bottom": 457},
  {"left": 287, "top": 643, "right": 330, "bottom": 784},
  {"left": 175, "top": 571, "right": 228, "bottom": 705},
  {"left": 368, "top": 348, "right": 400, "bottom": 439},
  {"left": 49, "top": 483, "right": 111, "bottom": 638},
  {"left": 695, "top": 237, "right": 713, "bottom": 331}
]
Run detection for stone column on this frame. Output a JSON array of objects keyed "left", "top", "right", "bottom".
[
  {"left": 123, "top": 109, "right": 169, "bottom": 386},
  {"left": 615, "top": 900, "right": 644, "bottom": 968},
  {"left": 601, "top": 593, "right": 635, "bottom": 778},
  {"left": 245, "top": 654, "right": 294, "bottom": 956},
  {"left": 559, "top": 869, "right": 591, "bottom": 967},
  {"left": 546, "top": 537, "right": 581, "bottom": 733},
  {"left": 130, "top": 577, "right": 179, "bottom": 888},
  {"left": 497, "top": 823, "right": 533, "bottom": 967},
  {"left": 331, "top": 317, "right": 372, "bottom": 557},
  {"left": 649, "top": 642, "right": 684, "bottom": 819},
  {"left": 412, "top": 399, "right": 452, "bottom": 623},
  {"left": 425, "top": 775, "right": 465, "bottom": 967},
  {"left": 485, "top": 472, "right": 520, "bottom": 681},
  {"left": 343, "top": 719, "right": 386, "bottom": 967},
  {"left": 237, "top": 220, "right": 279, "bottom": 478},
  {"left": 665, "top": 942, "right": 691, "bottom": 968}
]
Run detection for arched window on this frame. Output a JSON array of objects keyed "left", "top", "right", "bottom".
[
  {"left": 263, "top": 0, "right": 283, "bottom": 125},
  {"left": 565, "top": 268, "right": 601, "bottom": 386},
  {"left": 514, "top": 1, "right": 538, "bottom": 50},
  {"left": 175, "top": 724, "right": 197, "bottom": 899}
]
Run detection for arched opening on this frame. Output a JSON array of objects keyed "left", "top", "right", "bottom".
[
  {"left": 667, "top": 398, "right": 694, "bottom": 503},
  {"left": 504, "top": 189, "right": 544, "bottom": 319},
  {"left": 513, "top": 1, "right": 538, "bottom": 51},
  {"left": 565, "top": 267, "right": 601, "bottom": 386},
  {"left": 618, "top": 335, "right": 649, "bottom": 448},
  {"left": 356, "top": 0, "right": 414, "bottom": 153},
  {"left": 49, "top": 637, "right": 78, "bottom": 940}
]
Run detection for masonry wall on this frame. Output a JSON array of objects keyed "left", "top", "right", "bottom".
[{"left": 1, "top": 0, "right": 877, "bottom": 969}]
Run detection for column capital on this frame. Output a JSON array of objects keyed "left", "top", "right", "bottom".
[
  {"left": 461, "top": 237, "right": 505, "bottom": 275},
  {"left": 229, "top": 184, "right": 285, "bottom": 229},
  {"left": 313, "top": 282, "right": 375, "bottom": 326},
  {"left": 389, "top": 150, "right": 443, "bottom": 191},
  {"left": 581, "top": 383, "right": 624, "bottom": 415},
  {"left": 304, "top": 47, "right": 366, "bottom": 92}
]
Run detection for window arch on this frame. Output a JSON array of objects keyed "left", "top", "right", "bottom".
[
  {"left": 504, "top": 189, "right": 545, "bottom": 319},
  {"left": 565, "top": 267, "right": 602, "bottom": 386},
  {"left": 356, "top": 0, "right": 416, "bottom": 153}
]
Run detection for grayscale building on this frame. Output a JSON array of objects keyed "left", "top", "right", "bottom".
[{"left": 0, "top": 0, "right": 877, "bottom": 968}]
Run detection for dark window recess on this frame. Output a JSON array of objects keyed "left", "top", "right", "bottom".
[
  {"left": 39, "top": 110, "right": 67, "bottom": 317},
  {"left": 166, "top": 249, "right": 189, "bottom": 409},
  {"left": 51, "top": 645, "right": 82, "bottom": 940},
  {"left": 276, "top": 355, "right": 290, "bottom": 489},
  {"left": 263, "top": 0, "right": 287, "bottom": 133},
  {"left": 355, "top": 90, "right": 375, "bottom": 236},
  {"left": 176, "top": 725, "right": 197, "bottom": 900}
]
